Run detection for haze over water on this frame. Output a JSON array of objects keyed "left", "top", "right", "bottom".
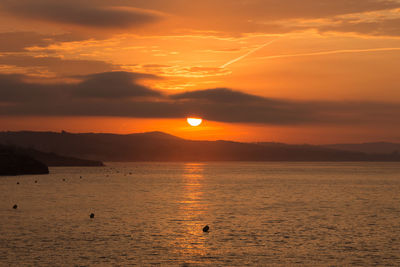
[{"left": 1, "top": 162, "right": 400, "bottom": 266}]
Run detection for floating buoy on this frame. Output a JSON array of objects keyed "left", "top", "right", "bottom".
[
  {"left": 13, "top": 204, "right": 18, "bottom": 209},
  {"left": 203, "top": 225, "right": 209, "bottom": 232},
  {"left": 90, "top": 213, "right": 95, "bottom": 219}
]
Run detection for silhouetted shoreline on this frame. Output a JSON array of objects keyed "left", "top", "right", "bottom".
[
  {"left": 0, "top": 144, "right": 104, "bottom": 176},
  {"left": 0, "top": 148, "right": 48, "bottom": 176},
  {"left": 1, "top": 131, "right": 399, "bottom": 162}
]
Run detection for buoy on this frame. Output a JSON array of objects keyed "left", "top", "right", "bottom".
[
  {"left": 90, "top": 213, "right": 95, "bottom": 219},
  {"left": 203, "top": 225, "right": 209, "bottom": 232},
  {"left": 34, "top": 180, "right": 38, "bottom": 183},
  {"left": 16, "top": 182, "right": 19, "bottom": 185},
  {"left": 13, "top": 204, "right": 18, "bottom": 209}
]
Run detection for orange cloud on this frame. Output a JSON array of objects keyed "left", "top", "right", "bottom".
[{"left": 1, "top": 0, "right": 164, "bottom": 29}]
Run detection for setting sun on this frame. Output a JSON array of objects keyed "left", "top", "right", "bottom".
[{"left": 187, "top": 118, "right": 203, "bottom": 127}]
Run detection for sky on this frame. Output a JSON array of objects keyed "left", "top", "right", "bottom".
[{"left": 0, "top": 0, "right": 400, "bottom": 143}]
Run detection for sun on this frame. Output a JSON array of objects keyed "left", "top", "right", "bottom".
[{"left": 187, "top": 117, "right": 203, "bottom": 127}]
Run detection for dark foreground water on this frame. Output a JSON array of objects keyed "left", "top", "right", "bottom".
[{"left": 1, "top": 162, "right": 400, "bottom": 266}]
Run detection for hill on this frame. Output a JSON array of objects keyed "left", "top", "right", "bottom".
[
  {"left": 0, "top": 144, "right": 104, "bottom": 167},
  {"left": 0, "top": 131, "right": 399, "bottom": 162},
  {"left": 0, "top": 146, "right": 49, "bottom": 176},
  {"left": 323, "top": 142, "right": 400, "bottom": 155}
]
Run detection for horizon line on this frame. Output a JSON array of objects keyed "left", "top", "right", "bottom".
[{"left": 0, "top": 129, "right": 398, "bottom": 145}]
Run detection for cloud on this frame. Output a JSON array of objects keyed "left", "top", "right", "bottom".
[
  {"left": 0, "top": 73, "right": 66, "bottom": 102},
  {"left": 0, "top": 71, "right": 161, "bottom": 103},
  {"left": 117, "top": 0, "right": 400, "bottom": 35},
  {"left": 1, "top": 0, "right": 399, "bottom": 38},
  {"left": 128, "top": 0, "right": 400, "bottom": 20},
  {"left": 135, "top": 65, "right": 231, "bottom": 78},
  {"left": 0, "top": 54, "right": 117, "bottom": 76},
  {"left": 255, "top": 47, "right": 400, "bottom": 61},
  {"left": 1, "top": 72, "right": 399, "bottom": 127},
  {"left": 0, "top": 32, "right": 50, "bottom": 52},
  {"left": 2, "top": 0, "right": 399, "bottom": 36},
  {"left": 171, "top": 88, "right": 267, "bottom": 103},
  {"left": 0, "top": 0, "right": 163, "bottom": 29},
  {"left": 319, "top": 18, "right": 400, "bottom": 37},
  {"left": 0, "top": 32, "right": 83, "bottom": 52},
  {"left": 73, "top": 71, "right": 162, "bottom": 99}
]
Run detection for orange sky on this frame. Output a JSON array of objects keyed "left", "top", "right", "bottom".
[{"left": 0, "top": 0, "right": 400, "bottom": 143}]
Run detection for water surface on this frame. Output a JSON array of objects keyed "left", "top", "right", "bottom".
[{"left": 1, "top": 162, "right": 400, "bottom": 266}]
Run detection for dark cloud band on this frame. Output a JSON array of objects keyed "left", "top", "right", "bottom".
[
  {"left": 1, "top": 0, "right": 163, "bottom": 28},
  {"left": 0, "top": 72, "right": 399, "bottom": 126}
]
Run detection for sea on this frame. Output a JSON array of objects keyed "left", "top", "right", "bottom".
[{"left": 1, "top": 162, "right": 400, "bottom": 266}]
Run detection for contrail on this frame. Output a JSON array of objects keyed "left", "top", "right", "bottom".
[
  {"left": 254, "top": 47, "right": 400, "bottom": 61},
  {"left": 220, "top": 40, "right": 275, "bottom": 68}
]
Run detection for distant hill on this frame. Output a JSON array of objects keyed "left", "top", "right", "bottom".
[
  {"left": 0, "top": 144, "right": 104, "bottom": 167},
  {"left": 0, "top": 131, "right": 399, "bottom": 162},
  {"left": 0, "top": 146, "right": 49, "bottom": 176},
  {"left": 323, "top": 142, "right": 400, "bottom": 155},
  {"left": 17, "top": 147, "right": 105, "bottom": 167}
]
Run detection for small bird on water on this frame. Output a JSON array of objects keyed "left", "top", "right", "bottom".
[
  {"left": 13, "top": 204, "right": 18, "bottom": 209},
  {"left": 203, "top": 225, "right": 209, "bottom": 232},
  {"left": 90, "top": 213, "right": 95, "bottom": 219}
]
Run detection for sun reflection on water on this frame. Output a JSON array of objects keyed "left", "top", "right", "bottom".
[
  {"left": 181, "top": 163, "right": 205, "bottom": 205},
  {"left": 171, "top": 163, "right": 212, "bottom": 261}
]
